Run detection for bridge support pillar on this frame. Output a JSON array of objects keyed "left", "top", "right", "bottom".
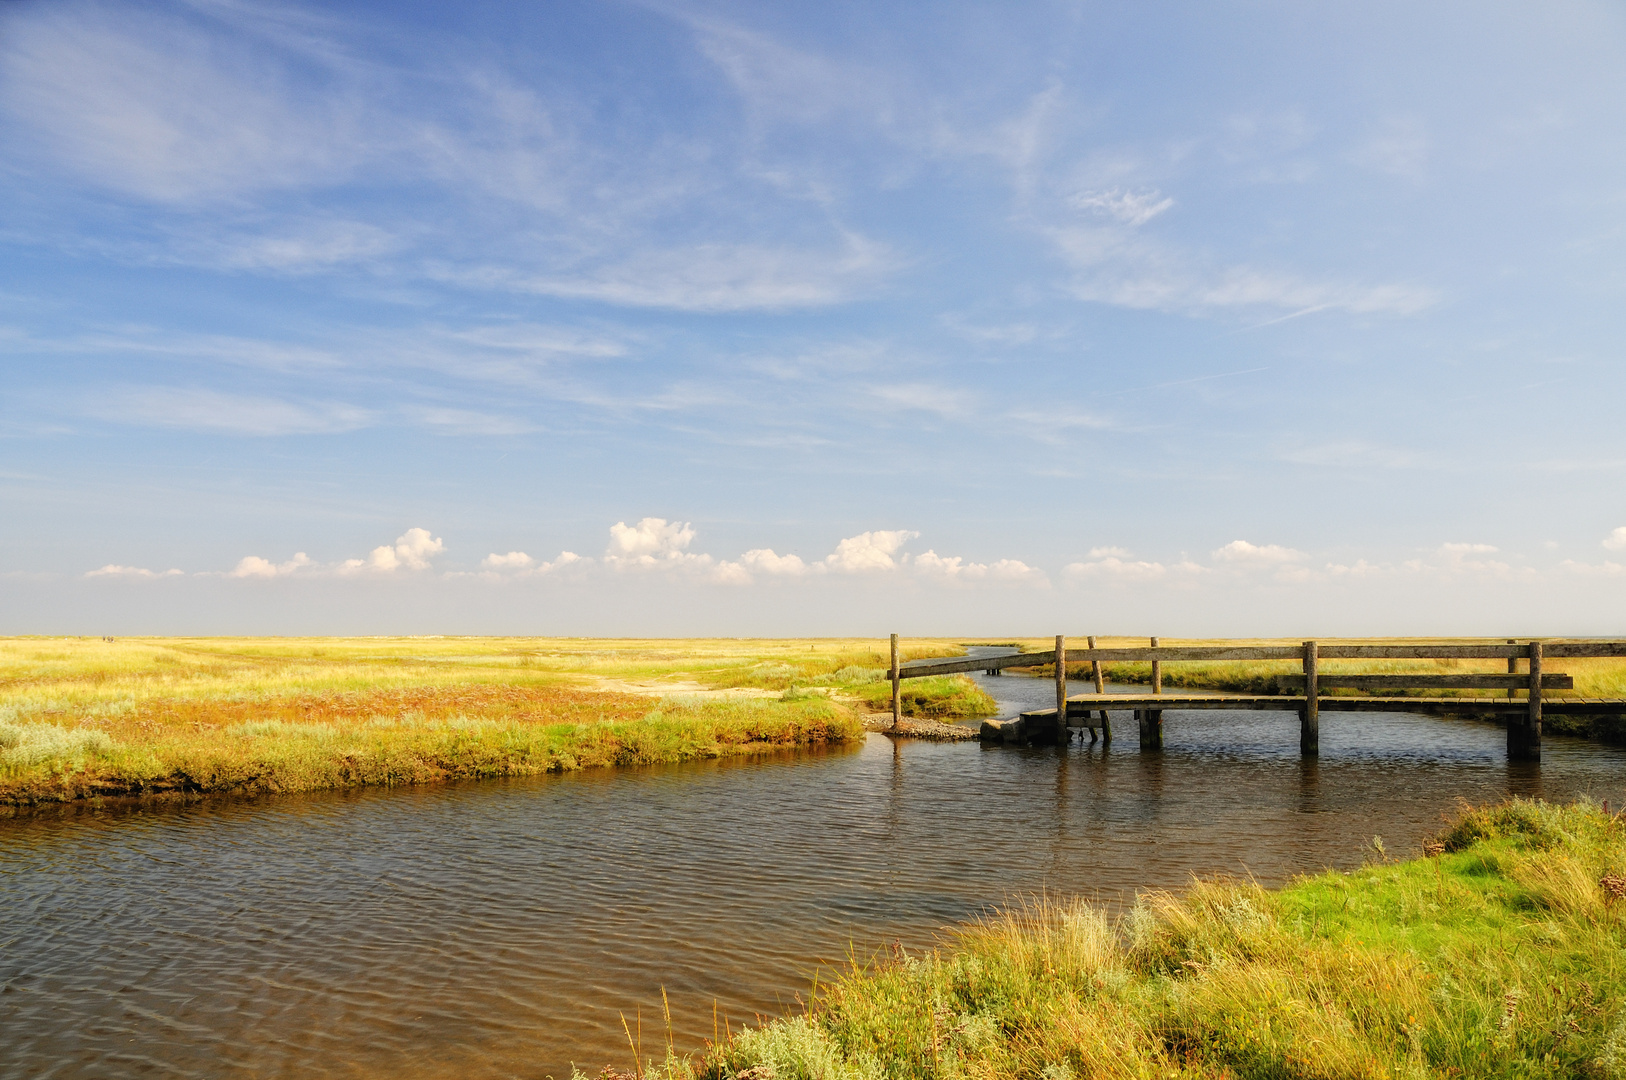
[
  {"left": 1138, "top": 709, "right": 1162, "bottom": 750},
  {"left": 1509, "top": 640, "right": 1542, "bottom": 761},
  {"left": 1300, "top": 640, "right": 1319, "bottom": 756}
]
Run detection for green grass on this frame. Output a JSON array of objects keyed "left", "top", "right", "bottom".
[
  {"left": 856, "top": 675, "right": 999, "bottom": 720},
  {"left": 0, "top": 695, "right": 861, "bottom": 805},
  {"left": 656, "top": 798, "right": 1626, "bottom": 1080}
]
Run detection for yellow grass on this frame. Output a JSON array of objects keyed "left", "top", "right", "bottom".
[{"left": 0, "top": 636, "right": 964, "bottom": 805}]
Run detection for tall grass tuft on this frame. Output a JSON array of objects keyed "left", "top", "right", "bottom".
[{"left": 671, "top": 798, "right": 1626, "bottom": 1080}]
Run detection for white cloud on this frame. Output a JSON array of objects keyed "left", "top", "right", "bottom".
[
  {"left": 339, "top": 527, "right": 445, "bottom": 573},
  {"left": 483, "top": 235, "right": 895, "bottom": 313},
  {"left": 0, "top": 4, "right": 370, "bottom": 202},
  {"left": 740, "top": 549, "right": 810, "bottom": 576},
  {"left": 1064, "top": 556, "right": 1170, "bottom": 582},
  {"left": 822, "top": 529, "right": 918, "bottom": 573},
  {"left": 1088, "top": 546, "right": 1130, "bottom": 558},
  {"left": 170, "top": 220, "right": 401, "bottom": 273},
  {"left": 708, "top": 561, "right": 753, "bottom": 586},
  {"left": 84, "top": 564, "right": 184, "bottom": 579},
  {"left": 1439, "top": 542, "right": 1498, "bottom": 555},
  {"left": 1070, "top": 188, "right": 1173, "bottom": 226},
  {"left": 866, "top": 383, "right": 972, "bottom": 419},
  {"left": 1326, "top": 559, "right": 1387, "bottom": 577},
  {"left": 1602, "top": 527, "right": 1626, "bottom": 551},
  {"left": 230, "top": 552, "right": 312, "bottom": 578},
  {"left": 1433, "top": 542, "right": 1515, "bottom": 577},
  {"left": 477, "top": 550, "right": 584, "bottom": 578},
  {"left": 1212, "top": 540, "right": 1306, "bottom": 564},
  {"left": 910, "top": 550, "right": 1044, "bottom": 584},
  {"left": 90, "top": 387, "right": 374, "bottom": 436},
  {"left": 605, "top": 518, "right": 712, "bottom": 570}
]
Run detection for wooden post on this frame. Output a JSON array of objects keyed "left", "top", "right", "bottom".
[
  {"left": 1140, "top": 635, "right": 1163, "bottom": 749},
  {"left": 1301, "top": 640, "right": 1319, "bottom": 755},
  {"left": 1507, "top": 638, "right": 1517, "bottom": 710},
  {"left": 1055, "top": 634, "right": 1067, "bottom": 744},
  {"left": 1511, "top": 640, "right": 1542, "bottom": 761},
  {"left": 890, "top": 633, "right": 901, "bottom": 731},
  {"left": 1088, "top": 635, "right": 1110, "bottom": 744}
]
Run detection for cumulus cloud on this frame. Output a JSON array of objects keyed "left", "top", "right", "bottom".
[
  {"left": 1064, "top": 556, "right": 1174, "bottom": 582},
  {"left": 477, "top": 550, "right": 584, "bottom": 578},
  {"left": 84, "top": 564, "right": 184, "bottom": 579},
  {"left": 1603, "top": 527, "right": 1626, "bottom": 551},
  {"left": 911, "top": 550, "right": 1044, "bottom": 583},
  {"left": 708, "top": 561, "right": 753, "bottom": 585},
  {"left": 605, "top": 517, "right": 714, "bottom": 570},
  {"left": 1433, "top": 542, "right": 1512, "bottom": 576},
  {"left": 822, "top": 529, "right": 918, "bottom": 572},
  {"left": 339, "top": 527, "right": 445, "bottom": 573},
  {"left": 1088, "top": 546, "right": 1131, "bottom": 558},
  {"left": 1325, "top": 559, "right": 1387, "bottom": 577},
  {"left": 1212, "top": 540, "right": 1307, "bottom": 564},
  {"left": 229, "top": 552, "right": 312, "bottom": 578},
  {"left": 741, "top": 548, "right": 810, "bottom": 575}
]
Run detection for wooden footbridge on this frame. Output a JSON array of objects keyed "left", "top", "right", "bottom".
[{"left": 886, "top": 635, "right": 1626, "bottom": 761}]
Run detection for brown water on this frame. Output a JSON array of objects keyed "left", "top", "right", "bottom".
[{"left": 3, "top": 661, "right": 1625, "bottom": 1079}]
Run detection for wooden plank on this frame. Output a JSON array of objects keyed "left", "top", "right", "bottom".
[
  {"left": 1277, "top": 674, "right": 1573, "bottom": 690},
  {"left": 1317, "top": 645, "right": 1525, "bottom": 659},
  {"left": 898, "top": 651, "right": 1053, "bottom": 678},
  {"left": 1066, "top": 646, "right": 1303, "bottom": 662},
  {"left": 1543, "top": 643, "right": 1626, "bottom": 657}
]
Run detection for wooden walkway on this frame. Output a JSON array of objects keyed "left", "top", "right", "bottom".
[{"left": 884, "top": 635, "right": 1626, "bottom": 761}]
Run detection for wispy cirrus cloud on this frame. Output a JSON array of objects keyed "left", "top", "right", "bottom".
[{"left": 86, "top": 387, "right": 374, "bottom": 436}]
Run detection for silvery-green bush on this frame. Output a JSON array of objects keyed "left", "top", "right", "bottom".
[{"left": 0, "top": 723, "right": 115, "bottom": 769}]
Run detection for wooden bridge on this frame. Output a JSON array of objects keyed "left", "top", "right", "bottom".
[{"left": 886, "top": 635, "right": 1626, "bottom": 761}]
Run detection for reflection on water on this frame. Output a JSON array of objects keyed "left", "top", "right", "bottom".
[{"left": 2, "top": 656, "right": 1623, "bottom": 1079}]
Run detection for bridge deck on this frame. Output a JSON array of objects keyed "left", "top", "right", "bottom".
[{"left": 1026, "top": 695, "right": 1626, "bottom": 717}]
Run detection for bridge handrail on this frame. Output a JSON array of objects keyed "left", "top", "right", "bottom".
[{"left": 897, "top": 641, "right": 1626, "bottom": 680}]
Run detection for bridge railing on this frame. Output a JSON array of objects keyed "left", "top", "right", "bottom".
[{"left": 887, "top": 637, "right": 1626, "bottom": 761}]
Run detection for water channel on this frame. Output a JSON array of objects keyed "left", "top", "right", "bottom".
[{"left": 3, "top": 651, "right": 1625, "bottom": 1079}]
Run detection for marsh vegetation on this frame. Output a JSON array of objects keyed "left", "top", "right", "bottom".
[
  {"left": 0, "top": 636, "right": 981, "bottom": 804},
  {"left": 659, "top": 798, "right": 1626, "bottom": 1080}
]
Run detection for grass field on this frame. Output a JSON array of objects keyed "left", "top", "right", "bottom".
[
  {"left": 0, "top": 636, "right": 970, "bottom": 805},
  {"left": 665, "top": 798, "right": 1626, "bottom": 1080}
]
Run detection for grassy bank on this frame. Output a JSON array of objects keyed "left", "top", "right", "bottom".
[
  {"left": 0, "top": 636, "right": 976, "bottom": 805},
  {"left": 856, "top": 675, "right": 999, "bottom": 720},
  {"left": 677, "top": 798, "right": 1626, "bottom": 1080}
]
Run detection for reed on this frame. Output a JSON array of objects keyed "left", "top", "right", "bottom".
[{"left": 669, "top": 798, "right": 1626, "bottom": 1080}]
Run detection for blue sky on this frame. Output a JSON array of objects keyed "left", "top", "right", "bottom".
[{"left": 3, "top": 0, "right": 1625, "bottom": 636}]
